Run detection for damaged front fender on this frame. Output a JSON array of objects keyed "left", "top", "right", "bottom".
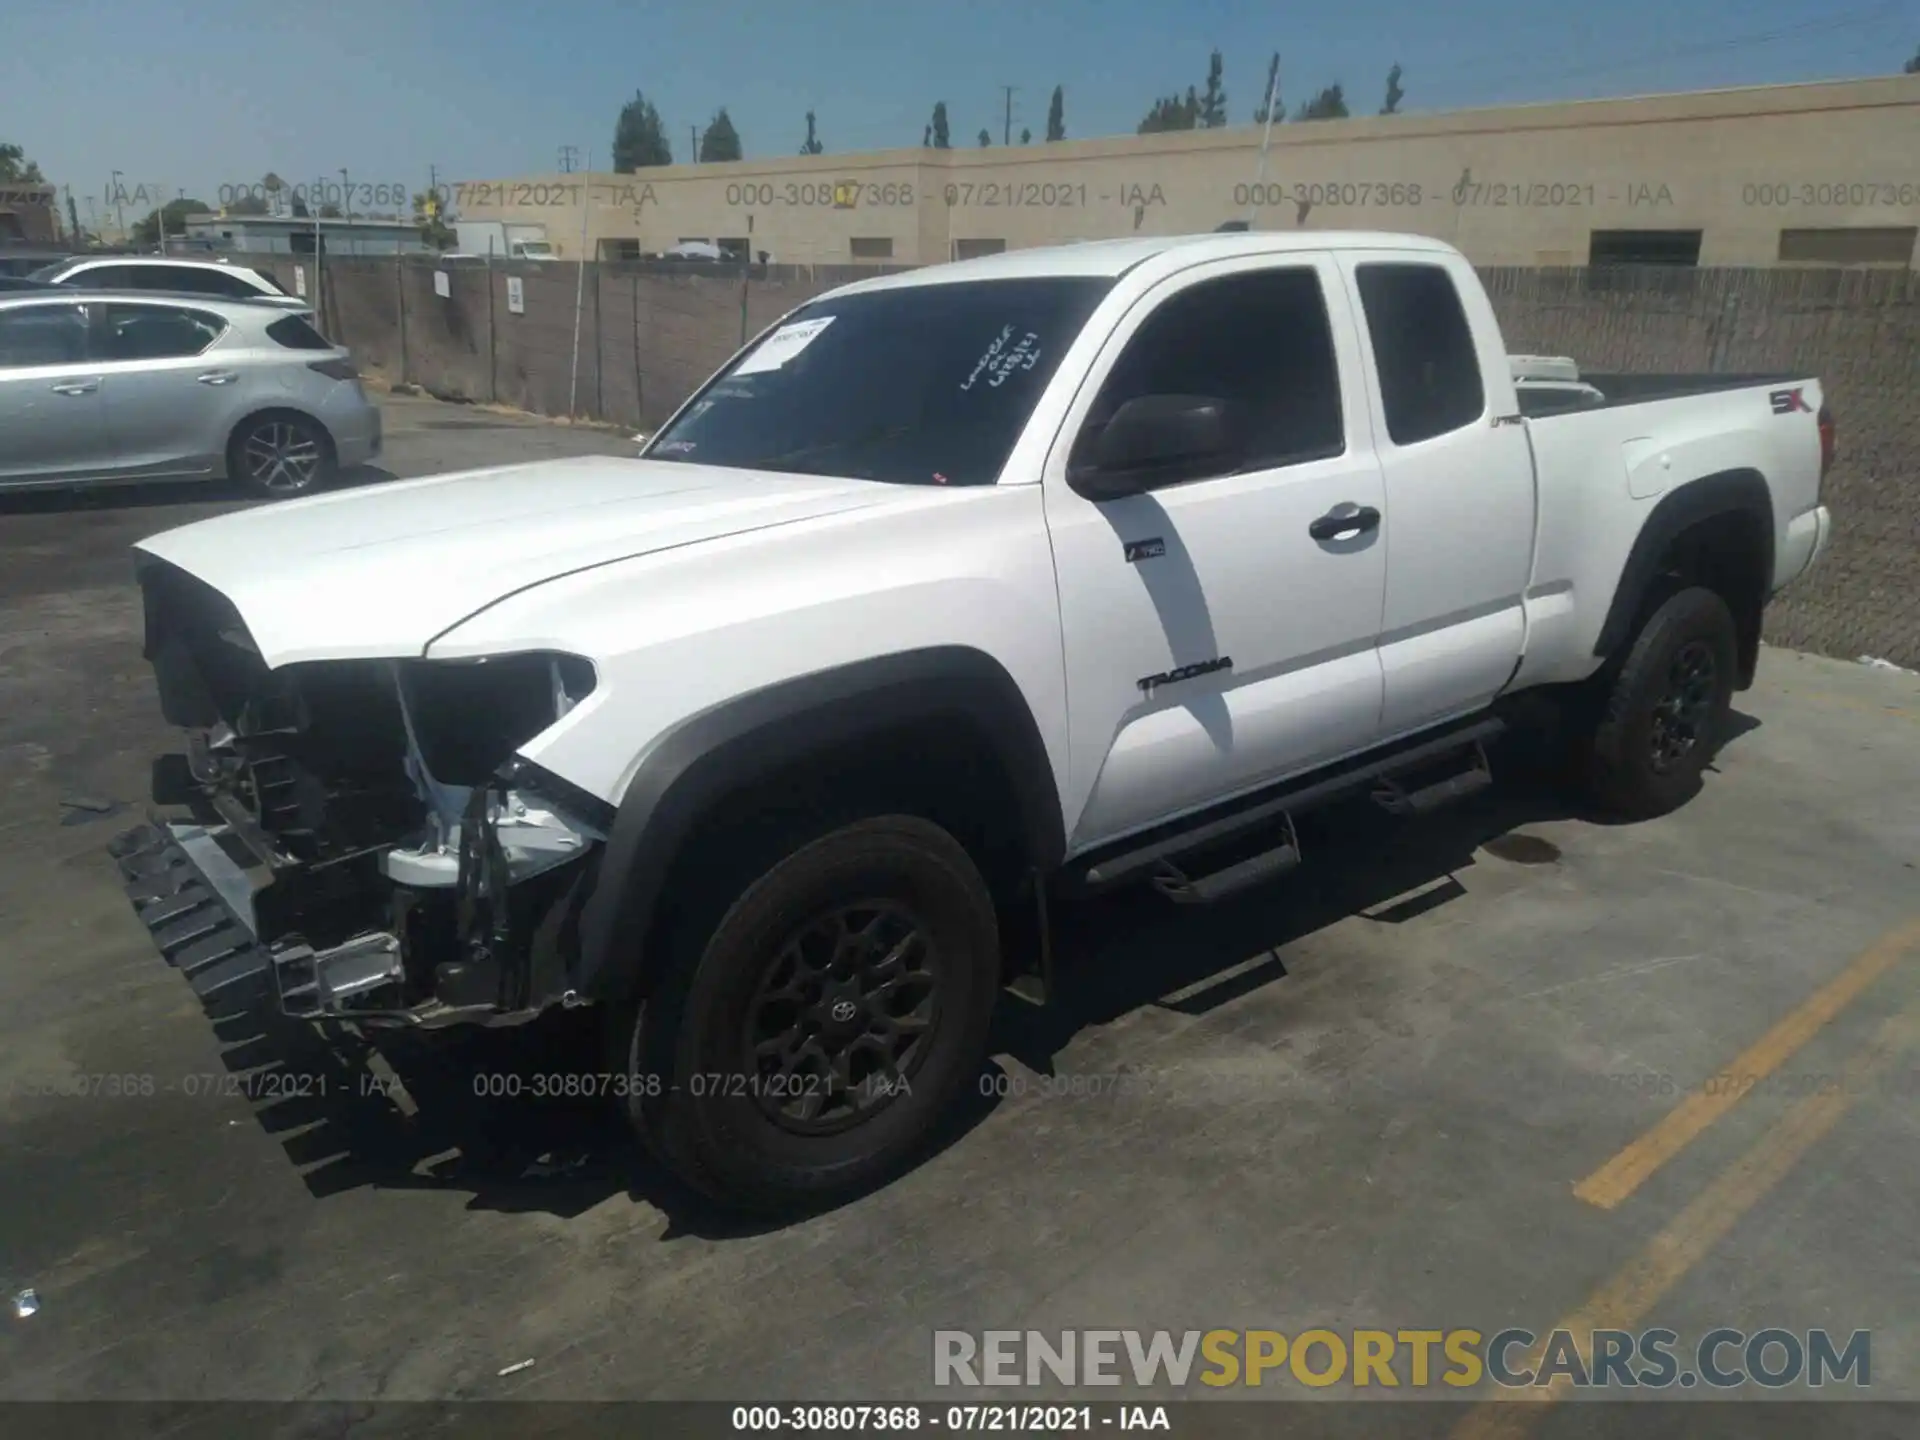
[{"left": 127, "top": 558, "right": 622, "bottom": 1028}]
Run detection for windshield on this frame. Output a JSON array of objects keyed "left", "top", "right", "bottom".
[
  {"left": 648, "top": 276, "right": 1113, "bottom": 485},
  {"left": 518, "top": 242, "right": 553, "bottom": 257}
]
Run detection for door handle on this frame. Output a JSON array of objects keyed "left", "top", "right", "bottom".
[
  {"left": 196, "top": 371, "right": 238, "bottom": 386},
  {"left": 50, "top": 380, "right": 99, "bottom": 396},
  {"left": 1309, "top": 505, "right": 1382, "bottom": 542}
]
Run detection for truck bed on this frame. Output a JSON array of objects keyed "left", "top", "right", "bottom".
[{"left": 1519, "top": 371, "right": 1804, "bottom": 418}]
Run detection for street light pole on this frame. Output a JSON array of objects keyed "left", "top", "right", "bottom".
[{"left": 110, "top": 170, "right": 126, "bottom": 241}]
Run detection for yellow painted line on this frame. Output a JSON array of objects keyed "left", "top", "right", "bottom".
[
  {"left": 1453, "top": 1003, "right": 1920, "bottom": 1440},
  {"left": 1572, "top": 916, "right": 1920, "bottom": 1211}
]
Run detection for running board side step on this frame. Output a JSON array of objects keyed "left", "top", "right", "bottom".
[
  {"left": 1371, "top": 741, "right": 1493, "bottom": 816},
  {"left": 1151, "top": 813, "right": 1301, "bottom": 905},
  {"left": 1068, "top": 714, "right": 1505, "bottom": 900}
]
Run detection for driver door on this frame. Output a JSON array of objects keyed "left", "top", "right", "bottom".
[{"left": 1041, "top": 254, "right": 1390, "bottom": 851}]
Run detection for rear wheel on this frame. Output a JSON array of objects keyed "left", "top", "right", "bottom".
[
  {"left": 1582, "top": 586, "right": 1738, "bottom": 819},
  {"left": 229, "top": 413, "right": 334, "bottom": 499},
  {"left": 613, "top": 815, "right": 1001, "bottom": 1213}
]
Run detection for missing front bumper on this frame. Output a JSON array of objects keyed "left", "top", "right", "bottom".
[{"left": 110, "top": 818, "right": 572, "bottom": 1029}]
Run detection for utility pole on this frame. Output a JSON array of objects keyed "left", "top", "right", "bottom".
[
  {"left": 1000, "top": 85, "right": 1018, "bottom": 146},
  {"left": 690, "top": 125, "right": 699, "bottom": 162},
  {"left": 110, "top": 170, "right": 126, "bottom": 241},
  {"left": 558, "top": 144, "right": 579, "bottom": 173}
]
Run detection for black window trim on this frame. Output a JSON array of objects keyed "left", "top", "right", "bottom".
[{"left": 1065, "top": 258, "right": 1351, "bottom": 494}]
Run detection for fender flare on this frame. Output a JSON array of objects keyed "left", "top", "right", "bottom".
[
  {"left": 573, "top": 646, "right": 1065, "bottom": 1000},
  {"left": 1591, "top": 468, "right": 1774, "bottom": 675}
]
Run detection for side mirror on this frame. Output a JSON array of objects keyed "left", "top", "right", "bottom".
[{"left": 1070, "top": 394, "right": 1234, "bottom": 499}]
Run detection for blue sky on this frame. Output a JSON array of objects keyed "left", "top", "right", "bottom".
[{"left": 6, "top": 0, "right": 1916, "bottom": 214}]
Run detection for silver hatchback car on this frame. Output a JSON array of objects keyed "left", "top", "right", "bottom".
[{"left": 0, "top": 290, "right": 381, "bottom": 499}]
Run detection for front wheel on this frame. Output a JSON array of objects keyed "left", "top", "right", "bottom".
[
  {"left": 229, "top": 413, "right": 334, "bottom": 499},
  {"left": 1582, "top": 586, "right": 1738, "bottom": 819},
  {"left": 615, "top": 815, "right": 1001, "bottom": 1213}
]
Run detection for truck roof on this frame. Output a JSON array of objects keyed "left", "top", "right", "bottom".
[{"left": 828, "top": 230, "right": 1462, "bottom": 297}]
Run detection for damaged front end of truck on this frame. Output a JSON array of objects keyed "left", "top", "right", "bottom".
[{"left": 113, "top": 558, "right": 614, "bottom": 1029}]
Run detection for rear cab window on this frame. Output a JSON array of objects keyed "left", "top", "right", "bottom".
[{"left": 1353, "top": 263, "right": 1486, "bottom": 445}]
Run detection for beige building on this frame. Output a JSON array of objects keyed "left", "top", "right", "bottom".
[{"left": 452, "top": 76, "right": 1920, "bottom": 269}]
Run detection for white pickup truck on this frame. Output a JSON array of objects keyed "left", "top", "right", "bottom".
[{"left": 115, "top": 231, "right": 1835, "bottom": 1211}]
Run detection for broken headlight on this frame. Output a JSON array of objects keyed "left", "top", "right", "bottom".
[{"left": 395, "top": 652, "right": 596, "bottom": 787}]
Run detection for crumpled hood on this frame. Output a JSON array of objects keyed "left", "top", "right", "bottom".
[{"left": 134, "top": 456, "right": 883, "bottom": 667}]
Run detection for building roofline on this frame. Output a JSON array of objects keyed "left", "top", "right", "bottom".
[{"left": 462, "top": 74, "right": 1920, "bottom": 187}]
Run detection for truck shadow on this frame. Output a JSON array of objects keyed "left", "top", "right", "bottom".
[{"left": 185, "top": 714, "right": 1758, "bottom": 1236}]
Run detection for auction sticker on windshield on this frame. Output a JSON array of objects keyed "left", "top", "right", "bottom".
[{"left": 733, "top": 316, "right": 835, "bottom": 376}]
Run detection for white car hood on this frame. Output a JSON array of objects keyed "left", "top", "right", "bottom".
[{"left": 135, "top": 456, "right": 885, "bottom": 667}]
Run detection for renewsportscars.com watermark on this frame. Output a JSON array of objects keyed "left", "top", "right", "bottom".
[{"left": 933, "top": 1328, "right": 1871, "bottom": 1391}]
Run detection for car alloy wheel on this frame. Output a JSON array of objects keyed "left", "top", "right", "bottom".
[{"left": 243, "top": 420, "right": 324, "bottom": 493}]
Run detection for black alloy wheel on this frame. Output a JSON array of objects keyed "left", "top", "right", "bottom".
[
  {"left": 1648, "top": 639, "right": 1718, "bottom": 774},
  {"left": 746, "top": 901, "right": 940, "bottom": 1134},
  {"left": 1583, "top": 585, "right": 1738, "bottom": 819},
  {"left": 613, "top": 815, "right": 1001, "bottom": 1213}
]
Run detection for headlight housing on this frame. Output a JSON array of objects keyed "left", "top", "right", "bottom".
[{"left": 396, "top": 652, "right": 597, "bottom": 786}]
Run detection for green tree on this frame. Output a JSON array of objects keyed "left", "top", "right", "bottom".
[
  {"left": 612, "top": 91, "right": 673, "bottom": 171},
  {"left": 1046, "top": 84, "right": 1066, "bottom": 141},
  {"left": 1252, "top": 52, "right": 1282, "bottom": 124},
  {"left": 1020, "top": 127, "right": 1032, "bottom": 144},
  {"left": 65, "top": 191, "right": 82, "bottom": 241},
  {"left": 1905, "top": 45, "right": 1919, "bottom": 73},
  {"left": 1199, "top": 49, "right": 1228, "bottom": 127},
  {"left": 412, "top": 190, "right": 453, "bottom": 248},
  {"left": 228, "top": 194, "right": 270, "bottom": 215},
  {"left": 1138, "top": 87, "right": 1200, "bottom": 134},
  {"left": 1381, "top": 63, "right": 1405, "bottom": 115},
  {"left": 0, "top": 142, "right": 45, "bottom": 183},
  {"left": 699, "top": 107, "right": 743, "bottom": 163},
  {"left": 318, "top": 203, "right": 343, "bottom": 218},
  {"left": 1293, "top": 83, "right": 1349, "bottom": 121},
  {"left": 978, "top": 128, "right": 992, "bottom": 147},
  {"left": 800, "top": 110, "right": 824, "bottom": 155},
  {"left": 131, "top": 196, "right": 208, "bottom": 247},
  {"left": 924, "top": 101, "right": 951, "bottom": 148}
]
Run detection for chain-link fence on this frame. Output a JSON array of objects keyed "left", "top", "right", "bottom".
[
  {"left": 257, "top": 255, "right": 1920, "bottom": 669},
  {"left": 1482, "top": 267, "right": 1919, "bottom": 667}
]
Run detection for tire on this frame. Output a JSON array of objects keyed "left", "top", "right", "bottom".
[
  {"left": 228, "top": 412, "right": 335, "bottom": 499},
  {"left": 613, "top": 815, "right": 1001, "bottom": 1213},
  {"left": 1582, "top": 586, "right": 1738, "bottom": 819}
]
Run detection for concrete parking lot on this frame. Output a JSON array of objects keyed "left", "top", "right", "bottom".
[{"left": 1, "top": 392, "right": 1917, "bottom": 1427}]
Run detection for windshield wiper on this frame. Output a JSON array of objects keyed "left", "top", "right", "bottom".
[{"left": 750, "top": 423, "right": 917, "bottom": 477}]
